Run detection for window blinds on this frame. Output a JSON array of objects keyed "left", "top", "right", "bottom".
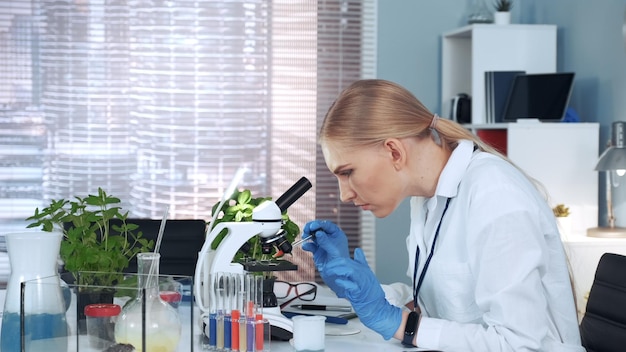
[{"left": 0, "top": 0, "right": 377, "bottom": 281}]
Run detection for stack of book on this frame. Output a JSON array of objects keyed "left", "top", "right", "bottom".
[{"left": 484, "top": 70, "right": 525, "bottom": 123}]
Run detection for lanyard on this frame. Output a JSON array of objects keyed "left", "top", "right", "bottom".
[{"left": 412, "top": 197, "right": 452, "bottom": 310}]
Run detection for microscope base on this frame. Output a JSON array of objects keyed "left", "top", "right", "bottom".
[{"left": 263, "top": 306, "right": 293, "bottom": 340}]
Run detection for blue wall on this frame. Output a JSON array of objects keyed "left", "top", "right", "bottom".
[{"left": 375, "top": 0, "right": 626, "bottom": 284}]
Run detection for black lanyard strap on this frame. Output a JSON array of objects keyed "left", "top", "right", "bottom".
[{"left": 413, "top": 197, "right": 452, "bottom": 310}]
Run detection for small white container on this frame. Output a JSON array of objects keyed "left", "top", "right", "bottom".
[
  {"left": 494, "top": 11, "right": 511, "bottom": 25},
  {"left": 292, "top": 315, "right": 326, "bottom": 351}
]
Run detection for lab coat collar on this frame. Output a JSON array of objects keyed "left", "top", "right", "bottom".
[{"left": 434, "top": 139, "right": 474, "bottom": 199}]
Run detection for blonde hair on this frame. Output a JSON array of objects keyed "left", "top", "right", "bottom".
[{"left": 320, "top": 79, "right": 505, "bottom": 158}]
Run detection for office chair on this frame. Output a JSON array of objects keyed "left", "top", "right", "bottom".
[
  {"left": 579, "top": 252, "right": 626, "bottom": 352},
  {"left": 120, "top": 219, "right": 207, "bottom": 278}
]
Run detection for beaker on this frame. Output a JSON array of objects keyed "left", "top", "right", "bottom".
[
  {"left": 292, "top": 315, "right": 326, "bottom": 352},
  {"left": 114, "top": 252, "right": 182, "bottom": 352},
  {"left": 1, "top": 230, "right": 68, "bottom": 352}
]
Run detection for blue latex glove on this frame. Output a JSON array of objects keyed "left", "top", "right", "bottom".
[
  {"left": 301, "top": 220, "right": 350, "bottom": 294},
  {"left": 323, "top": 248, "right": 402, "bottom": 340}
]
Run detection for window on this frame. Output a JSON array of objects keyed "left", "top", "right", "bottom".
[{"left": 0, "top": 0, "right": 377, "bottom": 282}]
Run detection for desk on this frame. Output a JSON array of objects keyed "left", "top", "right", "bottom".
[
  {"left": 0, "top": 289, "right": 426, "bottom": 352},
  {"left": 249, "top": 320, "right": 421, "bottom": 352},
  {"left": 186, "top": 306, "right": 419, "bottom": 351}
]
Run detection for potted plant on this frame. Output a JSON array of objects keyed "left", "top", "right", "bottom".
[
  {"left": 26, "top": 187, "right": 154, "bottom": 286},
  {"left": 493, "top": 0, "right": 512, "bottom": 25},
  {"left": 553, "top": 203, "right": 572, "bottom": 238},
  {"left": 553, "top": 203, "right": 571, "bottom": 218},
  {"left": 26, "top": 188, "right": 154, "bottom": 328}
]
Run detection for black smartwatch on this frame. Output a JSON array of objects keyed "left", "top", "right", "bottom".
[{"left": 401, "top": 311, "right": 420, "bottom": 347}]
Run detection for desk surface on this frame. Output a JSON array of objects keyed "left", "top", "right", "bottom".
[
  {"left": 0, "top": 288, "right": 430, "bottom": 351},
  {"left": 245, "top": 320, "right": 421, "bottom": 352}
]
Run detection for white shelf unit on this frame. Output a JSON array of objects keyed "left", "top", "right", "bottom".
[{"left": 441, "top": 24, "right": 557, "bottom": 124}]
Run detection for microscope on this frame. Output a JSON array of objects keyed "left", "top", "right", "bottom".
[{"left": 198, "top": 176, "right": 312, "bottom": 341}]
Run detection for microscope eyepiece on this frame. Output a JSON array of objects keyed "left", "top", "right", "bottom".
[{"left": 275, "top": 177, "right": 312, "bottom": 213}]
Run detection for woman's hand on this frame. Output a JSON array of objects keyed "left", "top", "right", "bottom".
[
  {"left": 301, "top": 220, "right": 350, "bottom": 261},
  {"left": 301, "top": 220, "right": 350, "bottom": 293},
  {"left": 322, "top": 248, "right": 402, "bottom": 340}
]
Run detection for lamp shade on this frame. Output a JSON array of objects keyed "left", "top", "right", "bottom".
[
  {"left": 596, "top": 121, "right": 626, "bottom": 171},
  {"left": 595, "top": 147, "right": 626, "bottom": 171}
]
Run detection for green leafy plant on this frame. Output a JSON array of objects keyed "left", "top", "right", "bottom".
[
  {"left": 553, "top": 204, "right": 571, "bottom": 218},
  {"left": 26, "top": 188, "right": 154, "bottom": 287},
  {"left": 209, "top": 189, "right": 300, "bottom": 263},
  {"left": 494, "top": 0, "right": 513, "bottom": 11}
]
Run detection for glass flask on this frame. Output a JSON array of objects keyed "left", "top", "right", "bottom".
[
  {"left": 1, "top": 230, "right": 68, "bottom": 352},
  {"left": 114, "top": 252, "right": 182, "bottom": 352}
]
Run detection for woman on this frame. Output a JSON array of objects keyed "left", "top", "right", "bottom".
[{"left": 301, "top": 79, "right": 584, "bottom": 351}]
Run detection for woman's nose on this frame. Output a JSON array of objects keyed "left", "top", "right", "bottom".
[{"left": 339, "top": 182, "right": 355, "bottom": 202}]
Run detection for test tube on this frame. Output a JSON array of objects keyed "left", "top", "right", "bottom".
[
  {"left": 232, "top": 273, "right": 244, "bottom": 352},
  {"left": 251, "top": 276, "right": 264, "bottom": 352},
  {"left": 239, "top": 315, "right": 247, "bottom": 352},
  {"left": 216, "top": 272, "right": 225, "bottom": 350},
  {"left": 242, "top": 275, "right": 264, "bottom": 352},
  {"left": 237, "top": 273, "right": 254, "bottom": 352},
  {"left": 255, "top": 314, "right": 266, "bottom": 352},
  {"left": 223, "top": 272, "right": 234, "bottom": 351},
  {"left": 246, "top": 318, "right": 254, "bottom": 351},
  {"left": 254, "top": 314, "right": 272, "bottom": 352},
  {"left": 239, "top": 274, "right": 251, "bottom": 352},
  {"left": 208, "top": 273, "right": 217, "bottom": 350},
  {"left": 231, "top": 309, "right": 240, "bottom": 351},
  {"left": 254, "top": 275, "right": 263, "bottom": 316}
]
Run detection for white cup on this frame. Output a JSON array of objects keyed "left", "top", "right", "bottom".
[{"left": 292, "top": 315, "right": 326, "bottom": 351}]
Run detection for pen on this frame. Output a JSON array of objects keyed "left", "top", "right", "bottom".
[
  {"left": 292, "top": 304, "right": 352, "bottom": 312},
  {"left": 281, "top": 311, "right": 349, "bottom": 325}
]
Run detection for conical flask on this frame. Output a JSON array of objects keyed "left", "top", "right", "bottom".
[
  {"left": 114, "top": 252, "right": 181, "bottom": 351},
  {"left": 1, "top": 230, "right": 67, "bottom": 352}
]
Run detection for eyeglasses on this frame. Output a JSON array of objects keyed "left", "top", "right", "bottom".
[
  {"left": 274, "top": 280, "right": 316, "bottom": 300},
  {"left": 274, "top": 280, "right": 317, "bottom": 309}
]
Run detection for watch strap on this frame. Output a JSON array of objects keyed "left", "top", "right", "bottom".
[{"left": 401, "top": 311, "right": 420, "bottom": 347}]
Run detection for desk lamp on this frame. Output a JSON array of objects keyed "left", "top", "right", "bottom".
[{"left": 588, "top": 121, "right": 626, "bottom": 238}]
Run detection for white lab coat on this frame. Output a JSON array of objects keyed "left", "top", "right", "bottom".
[{"left": 389, "top": 140, "right": 584, "bottom": 352}]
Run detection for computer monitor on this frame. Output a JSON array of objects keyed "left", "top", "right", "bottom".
[{"left": 502, "top": 72, "right": 575, "bottom": 122}]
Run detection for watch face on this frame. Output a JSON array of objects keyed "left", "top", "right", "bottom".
[
  {"left": 405, "top": 312, "right": 418, "bottom": 335},
  {"left": 402, "top": 311, "right": 419, "bottom": 347}
]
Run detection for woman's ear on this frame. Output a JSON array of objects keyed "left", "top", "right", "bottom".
[{"left": 383, "top": 138, "right": 406, "bottom": 170}]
